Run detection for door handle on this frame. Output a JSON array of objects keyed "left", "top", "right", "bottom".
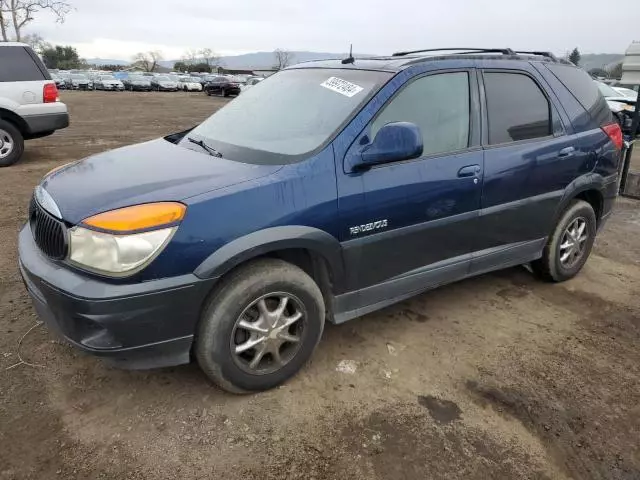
[
  {"left": 558, "top": 147, "right": 575, "bottom": 158},
  {"left": 457, "top": 164, "right": 481, "bottom": 178}
]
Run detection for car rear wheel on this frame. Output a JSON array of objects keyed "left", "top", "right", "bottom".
[
  {"left": 0, "top": 119, "right": 24, "bottom": 167},
  {"left": 531, "top": 199, "right": 596, "bottom": 282},
  {"left": 195, "top": 258, "right": 325, "bottom": 393}
]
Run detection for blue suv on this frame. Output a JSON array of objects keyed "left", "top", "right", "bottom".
[{"left": 19, "top": 48, "right": 623, "bottom": 392}]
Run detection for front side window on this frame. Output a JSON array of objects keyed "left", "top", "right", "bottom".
[
  {"left": 371, "top": 72, "right": 470, "bottom": 157},
  {"left": 483, "top": 72, "right": 551, "bottom": 145}
]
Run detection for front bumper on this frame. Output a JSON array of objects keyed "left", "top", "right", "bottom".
[
  {"left": 103, "top": 85, "right": 124, "bottom": 91},
  {"left": 157, "top": 86, "right": 178, "bottom": 91},
  {"left": 18, "top": 224, "right": 215, "bottom": 369},
  {"left": 131, "top": 85, "right": 152, "bottom": 91}
]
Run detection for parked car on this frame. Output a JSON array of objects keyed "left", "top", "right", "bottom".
[
  {"left": 94, "top": 75, "right": 125, "bottom": 91},
  {"left": 204, "top": 76, "right": 241, "bottom": 97},
  {"left": 150, "top": 75, "right": 178, "bottom": 91},
  {"left": 178, "top": 76, "right": 203, "bottom": 92},
  {"left": 66, "top": 73, "right": 93, "bottom": 90},
  {"left": 0, "top": 42, "right": 69, "bottom": 166},
  {"left": 122, "top": 74, "right": 152, "bottom": 91},
  {"left": 596, "top": 81, "right": 638, "bottom": 135},
  {"left": 240, "top": 76, "right": 264, "bottom": 92},
  {"left": 613, "top": 86, "right": 638, "bottom": 99},
  {"left": 19, "top": 48, "right": 623, "bottom": 392},
  {"left": 49, "top": 72, "right": 66, "bottom": 90},
  {"left": 198, "top": 74, "right": 221, "bottom": 87}
]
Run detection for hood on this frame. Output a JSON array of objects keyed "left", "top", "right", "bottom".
[
  {"left": 133, "top": 80, "right": 151, "bottom": 84},
  {"left": 41, "top": 138, "right": 281, "bottom": 224}
]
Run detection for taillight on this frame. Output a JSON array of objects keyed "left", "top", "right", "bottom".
[
  {"left": 43, "top": 83, "right": 58, "bottom": 103},
  {"left": 602, "top": 122, "right": 623, "bottom": 150}
]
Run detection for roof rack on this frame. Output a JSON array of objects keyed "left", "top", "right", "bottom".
[
  {"left": 392, "top": 47, "right": 515, "bottom": 57},
  {"left": 513, "top": 50, "right": 559, "bottom": 61},
  {"left": 391, "top": 48, "right": 565, "bottom": 63}
]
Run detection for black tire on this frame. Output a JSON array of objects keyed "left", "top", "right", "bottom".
[
  {"left": 195, "top": 258, "right": 325, "bottom": 393},
  {"left": 0, "top": 119, "right": 25, "bottom": 167},
  {"left": 205, "top": 89, "right": 211, "bottom": 96},
  {"left": 531, "top": 199, "right": 596, "bottom": 282}
]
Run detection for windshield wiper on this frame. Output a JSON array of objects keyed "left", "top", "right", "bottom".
[{"left": 187, "top": 137, "right": 223, "bottom": 158}]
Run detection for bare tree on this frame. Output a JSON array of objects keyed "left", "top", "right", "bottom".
[
  {"left": 274, "top": 49, "right": 294, "bottom": 70},
  {"left": 199, "top": 47, "right": 220, "bottom": 67},
  {"left": 182, "top": 48, "right": 199, "bottom": 64},
  {"left": 0, "top": 3, "right": 9, "bottom": 41},
  {"left": 21, "top": 32, "right": 46, "bottom": 52},
  {"left": 1, "top": 0, "right": 71, "bottom": 42},
  {"left": 132, "top": 50, "right": 163, "bottom": 72}
]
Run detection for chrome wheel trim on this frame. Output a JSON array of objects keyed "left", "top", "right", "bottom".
[
  {"left": 0, "top": 129, "right": 14, "bottom": 159},
  {"left": 559, "top": 217, "right": 588, "bottom": 268},
  {"left": 230, "top": 292, "right": 306, "bottom": 375}
]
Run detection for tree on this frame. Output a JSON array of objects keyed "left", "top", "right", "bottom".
[
  {"left": 174, "top": 61, "right": 211, "bottom": 73},
  {"left": 199, "top": 47, "right": 219, "bottom": 68},
  {"left": 132, "top": 50, "right": 163, "bottom": 72},
  {"left": 273, "top": 49, "right": 294, "bottom": 70},
  {"left": 568, "top": 47, "right": 581, "bottom": 66},
  {"left": 0, "top": 0, "right": 72, "bottom": 42},
  {"left": 21, "top": 32, "right": 47, "bottom": 52},
  {"left": 607, "top": 62, "right": 623, "bottom": 80},
  {"left": 588, "top": 68, "right": 608, "bottom": 79},
  {"left": 41, "top": 44, "right": 80, "bottom": 69}
]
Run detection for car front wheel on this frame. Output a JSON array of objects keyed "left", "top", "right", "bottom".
[
  {"left": 196, "top": 259, "right": 325, "bottom": 393},
  {"left": 531, "top": 199, "right": 596, "bottom": 282}
]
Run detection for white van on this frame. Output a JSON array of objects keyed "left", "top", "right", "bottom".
[{"left": 0, "top": 42, "right": 69, "bottom": 166}]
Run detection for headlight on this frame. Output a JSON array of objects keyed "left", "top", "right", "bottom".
[
  {"left": 68, "top": 202, "right": 186, "bottom": 276},
  {"left": 69, "top": 226, "right": 176, "bottom": 275}
]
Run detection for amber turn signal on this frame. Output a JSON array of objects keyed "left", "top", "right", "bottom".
[{"left": 82, "top": 202, "right": 186, "bottom": 232}]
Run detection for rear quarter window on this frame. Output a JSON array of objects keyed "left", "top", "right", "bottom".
[
  {"left": 0, "top": 46, "right": 48, "bottom": 82},
  {"left": 545, "top": 64, "right": 611, "bottom": 126}
]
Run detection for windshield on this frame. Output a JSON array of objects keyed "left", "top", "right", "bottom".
[
  {"left": 168, "top": 75, "right": 178, "bottom": 81},
  {"left": 71, "top": 74, "right": 87, "bottom": 80},
  {"left": 129, "top": 75, "right": 144, "bottom": 81},
  {"left": 155, "top": 76, "right": 169, "bottom": 81},
  {"left": 185, "top": 68, "right": 391, "bottom": 161},
  {"left": 100, "top": 75, "right": 115, "bottom": 80},
  {"left": 596, "top": 81, "right": 620, "bottom": 98}
]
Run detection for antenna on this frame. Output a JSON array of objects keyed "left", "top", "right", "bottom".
[{"left": 341, "top": 44, "right": 355, "bottom": 64}]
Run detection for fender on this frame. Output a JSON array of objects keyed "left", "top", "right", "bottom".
[
  {"left": 194, "top": 226, "right": 346, "bottom": 291},
  {"left": 554, "top": 171, "right": 612, "bottom": 222}
]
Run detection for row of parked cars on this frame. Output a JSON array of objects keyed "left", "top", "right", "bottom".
[
  {"left": 49, "top": 70, "right": 265, "bottom": 96},
  {"left": 595, "top": 80, "right": 639, "bottom": 135}
]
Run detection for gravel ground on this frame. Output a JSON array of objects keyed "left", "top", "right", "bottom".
[{"left": 1, "top": 91, "right": 639, "bottom": 480}]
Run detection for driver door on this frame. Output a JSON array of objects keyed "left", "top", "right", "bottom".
[{"left": 337, "top": 70, "right": 484, "bottom": 295}]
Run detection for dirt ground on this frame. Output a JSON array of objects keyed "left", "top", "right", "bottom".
[{"left": 1, "top": 91, "right": 640, "bottom": 480}]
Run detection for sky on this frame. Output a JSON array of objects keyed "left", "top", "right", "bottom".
[{"left": 27, "top": 0, "right": 640, "bottom": 60}]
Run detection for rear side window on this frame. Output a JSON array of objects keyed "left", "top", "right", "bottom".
[
  {"left": 545, "top": 64, "right": 611, "bottom": 126},
  {"left": 483, "top": 72, "right": 551, "bottom": 145},
  {"left": 0, "top": 46, "right": 46, "bottom": 82},
  {"left": 371, "top": 72, "right": 470, "bottom": 156}
]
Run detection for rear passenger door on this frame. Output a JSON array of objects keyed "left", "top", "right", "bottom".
[{"left": 471, "top": 65, "right": 590, "bottom": 274}]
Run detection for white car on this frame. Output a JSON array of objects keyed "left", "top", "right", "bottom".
[
  {"left": 613, "top": 86, "right": 638, "bottom": 99},
  {"left": 0, "top": 42, "right": 69, "bottom": 166},
  {"left": 94, "top": 75, "right": 125, "bottom": 91},
  {"left": 240, "top": 76, "right": 264, "bottom": 92},
  {"left": 178, "top": 76, "right": 203, "bottom": 92},
  {"left": 596, "top": 81, "right": 637, "bottom": 135}
]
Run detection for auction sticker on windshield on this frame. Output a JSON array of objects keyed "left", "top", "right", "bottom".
[{"left": 320, "top": 77, "right": 364, "bottom": 98}]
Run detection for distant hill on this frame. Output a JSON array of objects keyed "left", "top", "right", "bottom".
[
  {"left": 85, "top": 51, "right": 625, "bottom": 72},
  {"left": 85, "top": 58, "right": 130, "bottom": 66},
  {"left": 579, "top": 54, "right": 624, "bottom": 72}
]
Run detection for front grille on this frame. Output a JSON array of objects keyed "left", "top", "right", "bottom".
[{"left": 29, "top": 197, "right": 68, "bottom": 260}]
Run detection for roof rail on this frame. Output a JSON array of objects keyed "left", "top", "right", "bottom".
[
  {"left": 392, "top": 47, "right": 515, "bottom": 57},
  {"left": 513, "top": 50, "right": 559, "bottom": 61}
]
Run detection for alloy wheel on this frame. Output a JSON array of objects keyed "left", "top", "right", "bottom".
[
  {"left": 0, "top": 129, "right": 14, "bottom": 159},
  {"left": 230, "top": 292, "right": 306, "bottom": 375},
  {"left": 559, "top": 217, "right": 588, "bottom": 268}
]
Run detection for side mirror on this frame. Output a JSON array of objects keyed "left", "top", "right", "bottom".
[{"left": 356, "top": 122, "right": 423, "bottom": 169}]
